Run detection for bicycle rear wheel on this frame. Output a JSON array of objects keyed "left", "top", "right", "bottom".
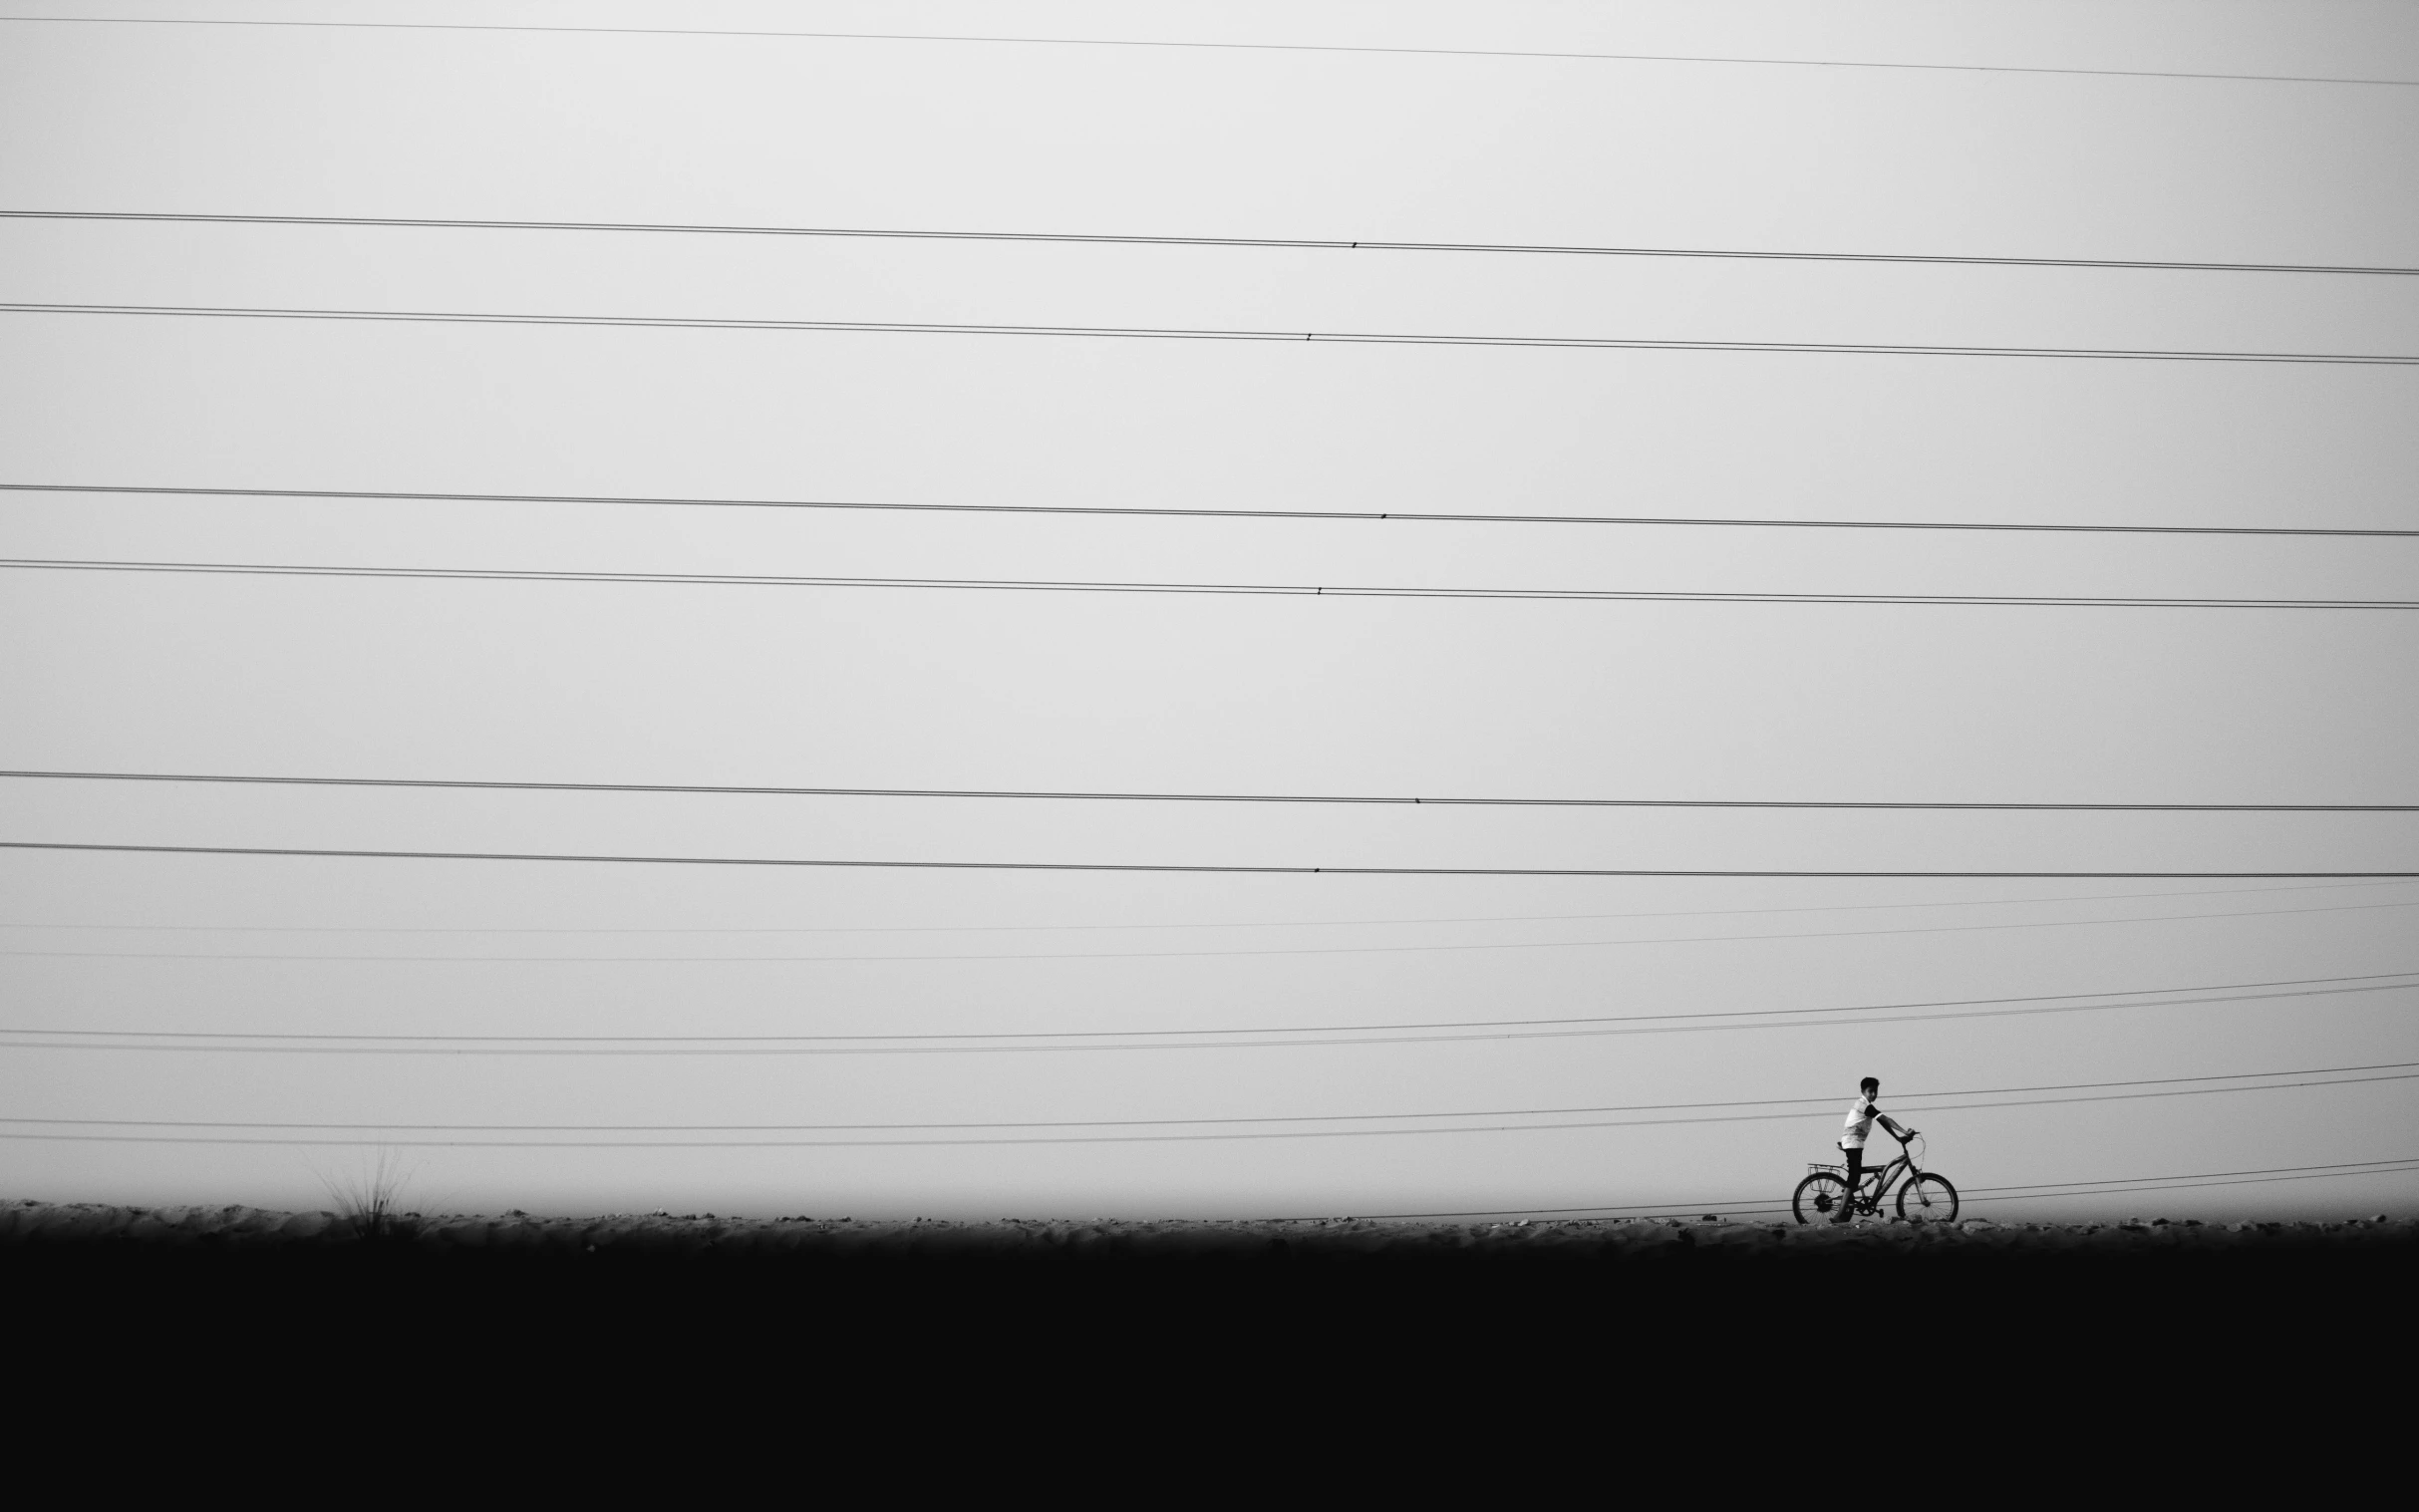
[
  {"left": 1793, "top": 1172, "right": 1851, "bottom": 1225},
  {"left": 1897, "top": 1173, "right": 1960, "bottom": 1224}
]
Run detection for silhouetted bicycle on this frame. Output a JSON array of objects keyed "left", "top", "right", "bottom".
[{"left": 1793, "top": 1131, "right": 1959, "bottom": 1224}]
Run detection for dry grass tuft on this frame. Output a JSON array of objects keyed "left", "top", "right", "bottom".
[{"left": 318, "top": 1149, "right": 419, "bottom": 1243}]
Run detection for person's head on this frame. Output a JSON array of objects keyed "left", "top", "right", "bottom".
[{"left": 1860, "top": 1076, "right": 1880, "bottom": 1096}]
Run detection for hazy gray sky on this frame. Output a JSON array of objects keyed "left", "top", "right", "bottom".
[{"left": 3, "top": 1, "right": 2415, "bottom": 1221}]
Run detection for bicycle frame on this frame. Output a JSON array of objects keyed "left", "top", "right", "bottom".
[
  {"left": 1795, "top": 1133, "right": 1951, "bottom": 1224},
  {"left": 1853, "top": 1152, "right": 1913, "bottom": 1209},
  {"left": 1823, "top": 1142, "right": 1922, "bottom": 1211}
]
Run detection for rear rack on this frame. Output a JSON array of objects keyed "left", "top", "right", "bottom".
[{"left": 1807, "top": 1161, "right": 1845, "bottom": 1174}]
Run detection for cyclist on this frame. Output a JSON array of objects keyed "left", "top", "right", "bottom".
[{"left": 1834, "top": 1076, "right": 1916, "bottom": 1223}]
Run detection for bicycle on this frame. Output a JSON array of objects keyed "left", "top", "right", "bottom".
[{"left": 1792, "top": 1131, "right": 1960, "bottom": 1225}]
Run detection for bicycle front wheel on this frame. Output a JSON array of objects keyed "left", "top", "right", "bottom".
[
  {"left": 1793, "top": 1171, "right": 1850, "bottom": 1225},
  {"left": 1897, "top": 1173, "right": 1960, "bottom": 1224}
]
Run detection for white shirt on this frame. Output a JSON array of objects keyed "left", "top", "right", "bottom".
[{"left": 1840, "top": 1094, "right": 1883, "bottom": 1149}]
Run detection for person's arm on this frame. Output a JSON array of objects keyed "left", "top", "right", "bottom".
[{"left": 1877, "top": 1108, "right": 1916, "bottom": 1140}]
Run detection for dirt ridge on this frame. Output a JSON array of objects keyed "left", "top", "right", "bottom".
[{"left": 2, "top": 1198, "right": 2406, "bottom": 1257}]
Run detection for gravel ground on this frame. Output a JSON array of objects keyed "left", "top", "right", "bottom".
[{"left": 2, "top": 1198, "right": 2408, "bottom": 1258}]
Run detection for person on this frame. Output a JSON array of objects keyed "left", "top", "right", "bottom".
[{"left": 1835, "top": 1076, "right": 1915, "bottom": 1223}]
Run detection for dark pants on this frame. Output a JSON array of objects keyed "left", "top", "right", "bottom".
[{"left": 1840, "top": 1146, "right": 1865, "bottom": 1217}]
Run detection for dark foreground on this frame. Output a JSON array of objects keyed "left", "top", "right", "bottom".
[
  {"left": 11, "top": 1200, "right": 2412, "bottom": 1333},
  {"left": 12, "top": 1202, "right": 2410, "bottom": 1446}
]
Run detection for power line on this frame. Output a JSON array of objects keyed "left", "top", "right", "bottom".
[
  {"left": 1960, "top": 1162, "right": 2419, "bottom": 1200},
  {"left": 6, "top": 878, "right": 2408, "bottom": 935},
  {"left": 4, "top": 972, "right": 2409, "bottom": 1055},
  {"left": 6, "top": 768, "right": 2406, "bottom": 812},
  {"left": 7, "top": 971, "right": 2406, "bottom": 1039},
  {"left": 7, "top": 558, "right": 2413, "bottom": 611},
  {"left": 1354, "top": 1157, "right": 2419, "bottom": 1221},
  {"left": 12, "top": 898, "right": 2417, "bottom": 965},
  {"left": 3, "top": 1070, "right": 2411, "bottom": 1146},
  {"left": 11, "top": 482, "right": 2413, "bottom": 538},
  {"left": 8, "top": 840, "right": 2415, "bottom": 880},
  {"left": 14, "top": 210, "right": 2415, "bottom": 279},
  {"left": 4, "top": 1061, "right": 2406, "bottom": 1135},
  {"left": 11, "top": 302, "right": 2418, "bottom": 366},
  {"left": 7, "top": 15, "right": 2411, "bottom": 88}
]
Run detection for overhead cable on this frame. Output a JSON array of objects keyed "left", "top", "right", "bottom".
[
  {"left": 6, "top": 840, "right": 2415, "bottom": 880},
  {"left": 1356, "top": 1157, "right": 2419, "bottom": 1221},
  {"left": 3, "top": 1070, "right": 2411, "bottom": 1146},
  {"left": 5, "top": 768, "right": 2408, "bottom": 812},
  {"left": 5, "top": 558, "right": 2412, "bottom": 610},
  {"left": 3, "top": 1061, "right": 2407, "bottom": 1135},
  {"left": 11, "top": 211, "right": 2414, "bottom": 278},
  {"left": 8, "top": 302, "right": 2416, "bottom": 366},
  {"left": 6, "top": 16, "right": 2411, "bottom": 88},
  {"left": 4, "top": 972, "right": 2410, "bottom": 1055},
  {"left": 10, "top": 482, "right": 2413, "bottom": 537},
  {"left": 10, "top": 896, "right": 2413, "bottom": 964},
  {"left": 6, "top": 878, "right": 2409, "bottom": 935}
]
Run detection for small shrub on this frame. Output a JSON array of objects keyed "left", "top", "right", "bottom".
[{"left": 320, "top": 1149, "right": 419, "bottom": 1244}]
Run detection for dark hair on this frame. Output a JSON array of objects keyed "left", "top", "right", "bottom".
[{"left": 1860, "top": 1076, "right": 1880, "bottom": 1093}]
